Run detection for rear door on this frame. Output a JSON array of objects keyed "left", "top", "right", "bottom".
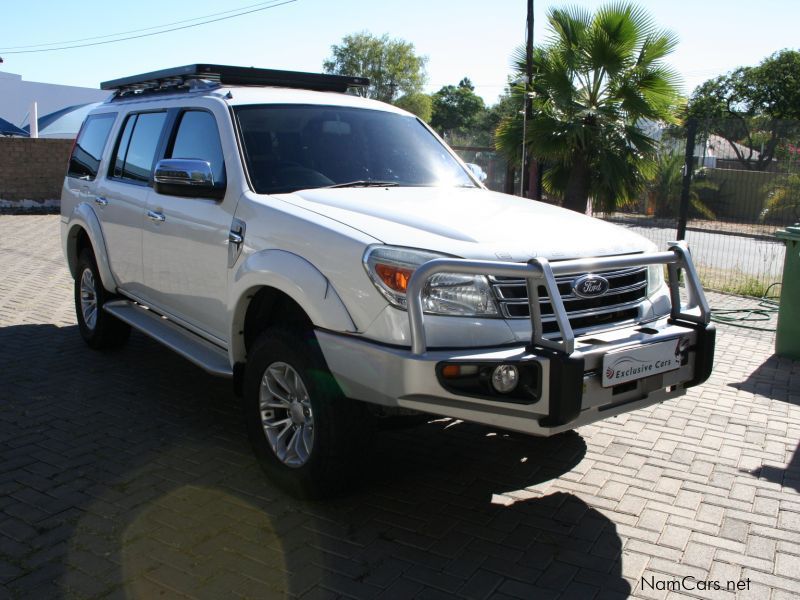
[
  {"left": 95, "top": 110, "right": 168, "bottom": 298},
  {"left": 142, "top": 107, "right": 233, "bottom": 344},
  {"left": 63, "top": 112, "right": 116, "bottom": 228}
]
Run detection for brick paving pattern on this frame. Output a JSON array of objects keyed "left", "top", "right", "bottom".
[{"left": 0, "top": 214, "right": 798, "bottom": 599}]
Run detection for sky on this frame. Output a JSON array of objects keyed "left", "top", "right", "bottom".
[{"left": 1, "top": 0, "right": 798, "bottom": 105}]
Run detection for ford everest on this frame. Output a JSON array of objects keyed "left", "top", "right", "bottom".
[{"left": 61, "top": 65, "right": 715, "bottom": 497}]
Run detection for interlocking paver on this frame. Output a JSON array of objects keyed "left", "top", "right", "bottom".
[{"left": 0, "top": 214, "right": 799, "bottom": 599}]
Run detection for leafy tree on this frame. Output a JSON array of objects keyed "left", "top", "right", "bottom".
[
  {"left": 761, "top": 172, "right": 800, "bottom": 224},
  {"left": 443, "top": 86, "right": 520, "bottom": 147},
  {"left": 430, "top": 78, "right": 486, "bottom": 138},
  {"left": 394, "top": 92, "right": 433, "bottom": 122},
  {"left": 323, "top": 32, "right": 427, "bottom": 102},
  {"left": 688, "top": 50, "right": 800, "bottom": 171},
  {"left": 647, "top": 152, "right": 717, "bottom": 219},
  {"left": 495, "top": 3, "right": 681, "bottom": 213}
]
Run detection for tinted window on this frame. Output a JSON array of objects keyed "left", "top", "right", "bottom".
[
  {"left": 67, "top": 113, "right": 116, "bottom": 180},
  {"left": 111, "top": 112, "right": 166, "bottom": 184},
  {"left": 123, "top": 112, "right": 167, "bottom": 182},
  {"left": 168, "top": 111, "right": 226, "bottom": 185},
  {"left": 113, "top": 115, "right": 135, "bottom": 178},
  {"left": 235, "top": 105, "right": 475, "bottom": 194}
]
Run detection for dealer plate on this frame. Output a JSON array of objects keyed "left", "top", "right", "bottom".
[{"left": 602, "top": 338, "right": 684, "bottom": 388}]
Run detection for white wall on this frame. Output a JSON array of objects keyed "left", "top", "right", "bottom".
[{"left": 0, "top": 71, "right": 110, "bottom": 128}]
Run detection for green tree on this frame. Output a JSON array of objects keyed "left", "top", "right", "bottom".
[
  {"left": 647, "top": 152, "right": 717, "bottom": 219},
  {"left": 688, "top": 50, "right": 800, "bottom": 171},
  {"left": 430, "top": 78, "right": 486, "bottom": 138},
  {"left": 323, "top": 31, "right": 427, "bottom": 102},
  {"left": 394, "top": 92, "right": 433, "bottom": 122},
  {"left": 761, "top": 172, "right": 800, "bottom": 224},
  {"left": 496, "top": 3, "right": 681, "bottom": 213}
]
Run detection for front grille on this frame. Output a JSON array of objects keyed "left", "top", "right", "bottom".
[{"left": 490, "top": 265, "right": 648, "bottom": 335}]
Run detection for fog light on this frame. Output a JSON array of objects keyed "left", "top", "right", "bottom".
[{"left": 491, "top": 365, "right": 519, "bottom": 393}]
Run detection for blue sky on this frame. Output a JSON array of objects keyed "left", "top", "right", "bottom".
[{"left": 1, "top": 0, "right": 798, "bottom": 104}]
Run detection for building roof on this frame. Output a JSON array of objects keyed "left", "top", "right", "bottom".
[
  {"left": 0, "top": 116, "right": 27, "bottom": 136},
  {"left": 22, "top": 103, "right": 100, "bottom": 139},
  {"left": 0, "top": 70, "right": 109, "bottom": 128},
  {"left": 701, "top": 134, "right": 762, "bottom": 161}
]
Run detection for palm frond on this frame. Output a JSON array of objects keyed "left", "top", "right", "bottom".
[{"left": 495, "top": 1, "right": 681, "bottom": 212}]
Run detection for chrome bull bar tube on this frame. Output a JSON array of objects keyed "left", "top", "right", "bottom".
[{"left": 406, "top": 241, "right": 710, "bottom": 356}]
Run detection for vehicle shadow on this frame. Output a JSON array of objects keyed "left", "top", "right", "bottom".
[
  {"left": 0, "top": 323, "right": 631, "bottom": 599},
  {"left": 728, "top": 352, "right": 800, "bottom": 405},
  {"left": 746, "top": 443, "right": 800, "bottom": 493},
  {"left": 729, "top": 354, "right": 799, "bottom": 493}
]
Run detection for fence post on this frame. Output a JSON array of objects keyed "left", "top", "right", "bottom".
[{"left": 677, "top": 118, "right": 697, "bottom": 240}]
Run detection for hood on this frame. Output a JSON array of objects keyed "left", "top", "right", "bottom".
[{"left": 276, "top": 187, "right": 656, "bottom": 261}]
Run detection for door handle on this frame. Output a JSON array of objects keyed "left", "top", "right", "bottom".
[
  {"left": 94, "top": 196, "right": 108, "bottom": 207},
  {"left": 227, "top": 219, "right": 246, "bottom": 268},
  {"left": 146, "top": 210, "right": 165, "bottom": 223}
]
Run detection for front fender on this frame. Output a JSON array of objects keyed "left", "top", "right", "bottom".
[
  {"left": 64, "top": 202, "right": 118, "bottom": 292},
  {"left": 229, "top": 249, "right": 357, "bottom": 362}
]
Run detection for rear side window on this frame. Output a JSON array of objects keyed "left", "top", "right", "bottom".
[
  {"left": 168, "top": 110, "right": 226, "bottom": 185},
  {"left": 111, "top": 111, "right": 167, "bottom": 184},
  {"left": 67, "top": 113, "right": 116, "bottom": 180}
]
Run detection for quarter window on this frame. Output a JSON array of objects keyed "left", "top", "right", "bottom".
[
  {"left": 67, "top": 113, "right": 116, "bottom": 180},
  {"left": 168, "top": 110, "right": 226, "bottom": 185},
  {"left": 111, "top": 112, "right": 167, "bottom": 183}
]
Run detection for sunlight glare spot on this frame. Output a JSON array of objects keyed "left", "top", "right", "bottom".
[{"left": 490, "top": 493, "right": 515, "bottom": 506}]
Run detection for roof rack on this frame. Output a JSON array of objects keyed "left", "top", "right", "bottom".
[{"left": 100, "top": 64, "right": 370, "bottom": 97}]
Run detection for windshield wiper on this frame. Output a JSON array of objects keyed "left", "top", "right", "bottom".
[{"left": 324, "top": 180, "right": 399, "bottom": 188}]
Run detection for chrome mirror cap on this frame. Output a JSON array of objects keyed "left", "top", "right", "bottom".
[
  {"left": 153, "top": 159, "right": 224, "bottom": 199},
  {"left": 154, "top": 159, "right": 214, "bottom": 186}
]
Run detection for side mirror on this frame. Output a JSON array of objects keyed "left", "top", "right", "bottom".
[
  {"left": 465, "top": 162, "right": 488, "bottom": 183},
  {"left": 153, "top": 159, "right": 225, "bottom": 199}
]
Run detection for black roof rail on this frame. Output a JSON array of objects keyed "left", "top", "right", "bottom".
[{"left": 100, "top": 64, "right": 370, "bottom": 97}]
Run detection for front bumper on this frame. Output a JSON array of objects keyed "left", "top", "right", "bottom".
[
  {"left": 319, "top": 241, "right": 716, "bottom": 436},
  {"left": 317, "top": 318, "right": 715, "bottom": 436}
]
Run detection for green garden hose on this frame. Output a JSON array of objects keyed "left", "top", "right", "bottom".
[{"left": 710, "top": 283, "right": 781, "bottom": 332}]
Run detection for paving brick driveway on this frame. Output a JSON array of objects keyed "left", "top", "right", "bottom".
[{"left": 1, "top": 214, "right": 798, "bottom": 599}]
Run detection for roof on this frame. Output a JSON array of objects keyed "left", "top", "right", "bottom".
[
  {"left": 95, "top": 83, "right": 409, "bottom": 117},
  {"left": 22, "top": 103, "right": 100, "bottom": 139},
  {"left": 0, "top": 116, "right": 27, "bottom": 136},
  {"left": 219, "top": 86, "right": 408, "bottom": 113},
  {"left": 702, "top": 134, "right": 762, "bottom": 161}
]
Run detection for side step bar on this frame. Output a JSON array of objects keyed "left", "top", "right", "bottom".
[{"left": 104, "top": 300, "right": 233, "bottom": 378}]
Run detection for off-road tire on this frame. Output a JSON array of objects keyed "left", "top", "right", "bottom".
[
  {"left": 244, "top": 326, "right": 371, "bottom": 498},
  {"left": 74, "top": 249, "right": 130, "bottom": 350}
]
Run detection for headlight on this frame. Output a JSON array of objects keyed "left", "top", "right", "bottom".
[
  {"left": 363, "top": 246, "right": 499, "bottom": 316},
  {"left": 647, "top": 264, "right": 666, "bottom": 297}
]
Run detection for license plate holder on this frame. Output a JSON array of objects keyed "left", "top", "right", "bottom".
[{"left": 602, "top": 338, "right": 683, "bottom": 388}]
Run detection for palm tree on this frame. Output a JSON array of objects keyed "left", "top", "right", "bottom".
[
  {"left": 761, "top": 173, "right": 800, "bottom": 225},
  {"left": 647, "top": 152, "right": 717, "bottom": 220},
  {"left": 496, "top": 3, "right": 681, "bottom": 213}
]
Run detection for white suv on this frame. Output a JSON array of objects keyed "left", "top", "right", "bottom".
[{"left": 61, "top": 64, "right": 715, "bottom": 497}]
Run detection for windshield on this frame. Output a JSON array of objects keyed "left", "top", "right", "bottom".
[{"left": 235, "top": 105, "right": 476, "bottom": 194}]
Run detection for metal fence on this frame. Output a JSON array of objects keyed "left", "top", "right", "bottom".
[
  {"left": 453, "top": 120, "right": 797, "bottom": 297},
  {"left": 594, "top": 119, "right": 799, "bottom": 297}
]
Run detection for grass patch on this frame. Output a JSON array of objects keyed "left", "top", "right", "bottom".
[{"left": 696, "top": 265, "right": 781, "bottom": 298}]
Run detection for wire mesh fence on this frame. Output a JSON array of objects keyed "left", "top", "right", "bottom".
[
  {"left": 452, "top": 119, "right": 797, "bottom": 297},
  {"left": 594, "top": 119, "right": 799, "bottom": 297}
]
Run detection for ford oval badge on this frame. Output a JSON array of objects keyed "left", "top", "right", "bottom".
[{"left": 572, "top": 274, "right": 610, "bottom": 298}]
